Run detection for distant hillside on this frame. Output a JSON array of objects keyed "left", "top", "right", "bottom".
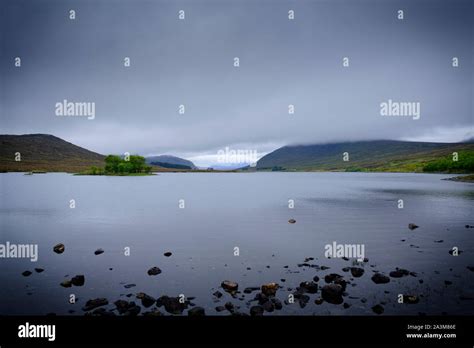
[
  {"left": 256, "top": 140, "right": 474, "bottom": 173},
  {"left": 0, "top": 134, "right": 105, "bottom": 172},
  {"left": 146, "top": 155, "right": 196, "bottom": 170}
]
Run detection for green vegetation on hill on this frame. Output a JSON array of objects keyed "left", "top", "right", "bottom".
[
  {"left": 257, "top": 140, "right": 474, "bottom": 173},
  {"left": 423, "top": 151, "right": 474, "bottom": 173}
]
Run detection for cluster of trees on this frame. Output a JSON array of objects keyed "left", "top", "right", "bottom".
[
  {"left": 88, "top": 155, "right": 152, "bottom": 175},
  {"left": 423, "top": 151, "right": 474, "bottom": 173}
]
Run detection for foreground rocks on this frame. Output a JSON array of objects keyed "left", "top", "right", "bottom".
[
  {"left": 221, "top": 280, "right": 238, "bottom": 292},
  {"left": 321, "top": 284, "right": 343, "bottom": 304},
  {"left": 261, "top": 283, "right": 279, "bottom": 297},
  {"left": 147, "top": 267, "right": 162, "bottom": 276},
  {"left": 83, "top": 298, "right": 109, "bottom": 311},
  {"left": 53, "top": 243, "right": 65, "bottom": 254},
  {"left": 156, "top": 295, "right": 189, "bottom": 314},
  {"left": 371, "top": 273, "right": 390, "bottom": 284}
]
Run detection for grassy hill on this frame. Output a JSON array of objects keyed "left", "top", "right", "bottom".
[
  {"left": 256, "top": 140, "right": 474, "bottom": 173},
  {"left": 0, "top": 134, "right": 106, "bottom": 172}
]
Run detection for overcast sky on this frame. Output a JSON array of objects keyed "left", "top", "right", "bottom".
[{"left": 1, "top": 0, "right": 473, "bottom": 166}]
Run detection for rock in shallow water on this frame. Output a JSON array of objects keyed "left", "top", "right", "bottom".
[
  {"left": 22, "top": 271, "right": 32, "bottom": 277},
  {"left": 188, "top": 307, "right": 205, "bottom": 316},
  {"left": 53, "top": 243, "right": 65, "bottom": 254},
  {"left": 221, "top": 280, "right": 238, "bottom": 292},
  {"left": 83, "top": 298, "right": 108, "bottom": 311},
  {"left": 372, "top": 304, "right": 384, "bottom": 314},
  {"left": 261, "top": 283, "right": 279, "bottom": 297},
  {"left": 371, "top": 273, "right": 390, "bottom": 284},
  {"left": 147, "top": 267, "right": 162, "bottom": 276},
  {"left": 71, "top": 275, "right": 85, "bottom": 286},
  {"left": 94, "top": 248, "right": 104, "bottom": 255},
  {"left": 136, "top": 292, "right": 156, "bottom": 307},
  {"left": 321, "top": 284, "right": 343, "bottom": 304},
  {"left": 164, "top": 252, "right": 172, "bottom": 257},
  {"left": 350, "top": 267, "right": 364, "bottom": 278},
  {"left": 288, "top": 219, "right": 296, "bottom": 224},
  {"left": 408, "top": 223, "right": 419, "bottom": 230}
]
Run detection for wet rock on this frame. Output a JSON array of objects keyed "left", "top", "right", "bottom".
[
  {"left": 403, "top": 295, "right": 419, "bottom": 304},
  {"left": 444, "top": 280, "right": 452, "bottom": 286},
  {"left": 136, "top": 293, "right": 156, "bottom": 307},
  {"left": 60, "top": 280, "right": 72, "bottom": 288},
  {"left": 371, "top": 273, "right": 390, "bottom": 284},
  {"left": 272, "top": 298, "right": 283, "bottom": 310},
  {"left": 434, "top": 240, "right": 443, "bottom": 243},
  {"left": 243, "top": 287, "right": 259, "bottom": 294},
  {"left": 221, "top": 280, "right": 238, "bottom": 292},
  {"left": 321, "top": 284, "right": 343, "bottom": 304},
  {"left": 350, "top": 267, "right": 364, "bottom": 278},
  {"left": 342, "top": 267, "right": 350, "bottom": 272},
  {"left": 288, "top": 219, "right": 296, "bottom": 224},
  {"left": 114, "top": 300, "right": 131, "bottom": 314},
  {"left": 250, "top": 305, "right": 264, "bottom": 316},
  {"left": 372, "top": 304, "right": 384, "bottom": 314},
  {"left": 324, "top": 273, "right": 343, "bottom": 283},
  {"left": 188, "top": 307, "right": 205, "bottom": 316},
  {"left": 320, "top": 266, "right": 330, "bottom": 270},
  {"left": 71, "top": 275, "right": 85, "bottom": 286},
  {"left": 143, "top": 308, "right": 163, "bottom": 316},
  {"left": 156, "top": 295, "right": 188, "bottom": 315},
  {"left": 53, "top": 243, "right": 65, "bottom": 254},
  {"left": 343, "top": 303, "right": 351, "bottom": 309},
  {"left": 147, "top": 267, "right": 162, "bottom": 276},
  {"left": 342, "top": 257, "right": 349, "bottom": 261},
  {"left": 262, "top": 300, "right": 274, "bottom": 312},
  {"left": 124, "top": 283, "right": 136, "bottom": 289},
  {"left": 94, "top": 248, "right": 104, "bottom": 255},
  {"left": 164, "top": 252, "right": 172, "bottom": 257},
  {"left": 299, "top": 281, "right": 318, "bottom": 294},
  {"left": 298, "top": 294, "right": 310, "bottom": 308},
  {"left": 224, "top": 302, "right": 235, "bottom": 312},
  {"left": 408, "top": 223, "right": 419, "bottom": 230},
  {"left": 261, "top": 283, "right": 279, "bottom": 297},
  {"left": 280, "top": 279, "right": 286, "bottom": 282},
  {"left": 83, "top": 298, "right": 108, "bottom": 311},
  {"left": 465, "top": 225, "right": 474, "bottom": 228},
  {"left": 215, "top": 306, "right": 226, "bottom": 312},
  {"left": 361, "top": 298, "right": 367, "bottom": 303},
  {"left": 34, "top": 268, "right": 44, "bottom": 273},
  {"left": 124, "top": 303, "right": 141, "bottom": 316},
  {"left": 22, "top": 271, "right": 32, "bottom": 277},
  {"left": 314, "top": 298, "right": 324, "bottom": 305},
  {"left": 389, "top": 268, "right": 410, "bottom": 278},
  {"left": 313, "top": 276, "right": 320, "bottom": 282},
  {"left": 213, "top": 290, "right": 223, "bottom": 298}
]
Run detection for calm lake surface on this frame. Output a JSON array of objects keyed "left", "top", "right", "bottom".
[{"left": 1, "top": 172, "right": 473, "bottom": 315}]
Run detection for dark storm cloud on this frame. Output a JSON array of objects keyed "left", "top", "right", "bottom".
[{"left": 1, "top": 0, "right": 472, "bottom": 166}]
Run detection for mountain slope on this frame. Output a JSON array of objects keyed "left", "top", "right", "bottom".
[
  {"left": 0, "top": 134, "right": 105, "bottom": 172},
  {"left": 256, "top": 140, "right": 474, "bottom": 172},
  {"left": 146, "top": 155, "right": 196, "bottom": 170}
]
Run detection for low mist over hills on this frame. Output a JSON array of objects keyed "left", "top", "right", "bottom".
[{"left": 256, "top": 140, "right": 474, "bottom": 172}]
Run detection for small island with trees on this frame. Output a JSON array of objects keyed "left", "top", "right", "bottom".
[{"left": 78, "top": 155, "right": 153, "bottom": 176}]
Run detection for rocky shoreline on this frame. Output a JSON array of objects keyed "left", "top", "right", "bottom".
[{"left": 16, "top": 223, "right": 474, "bottom": 317}]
